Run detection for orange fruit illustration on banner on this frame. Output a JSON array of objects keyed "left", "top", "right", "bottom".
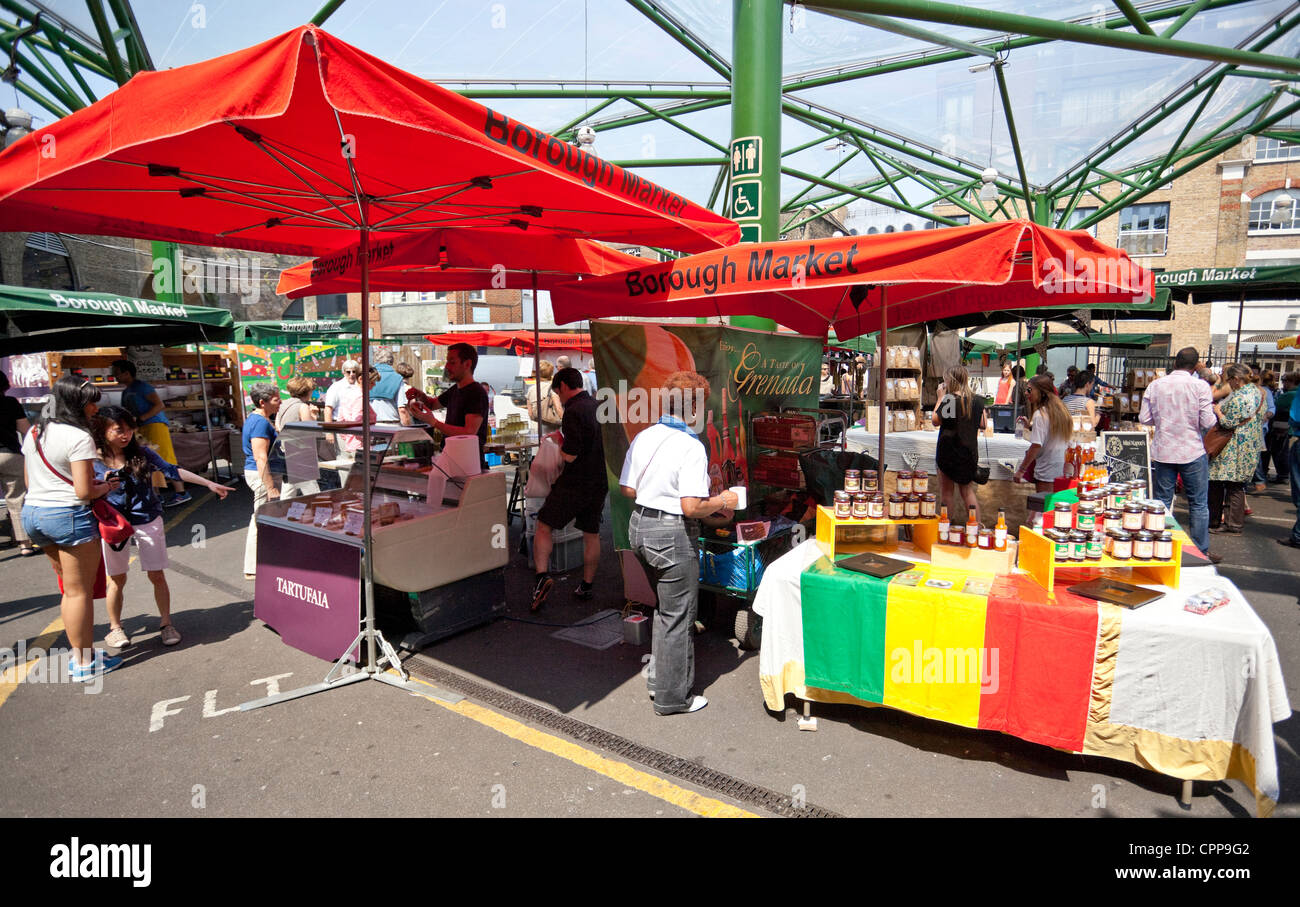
[{"left": 621, "top": 325, "right": 696, "bottom": 443}]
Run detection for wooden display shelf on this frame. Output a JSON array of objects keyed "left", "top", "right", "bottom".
[
  {"left": 1017, "top": 525, "right": 1181, "bottom": 591},
  {"left": 929, "top": 540, "right": 1018, "bottom": 573},
  {"left": 815, "top": 505, "right": 939, "bottom": 558}
]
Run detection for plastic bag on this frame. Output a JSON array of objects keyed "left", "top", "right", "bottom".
[{"left": 523, "top": 434, "right": 565, "bottom": 498}]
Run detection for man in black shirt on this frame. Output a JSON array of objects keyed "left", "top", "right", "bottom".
[
  {"left": 531, "top": 367, "right": 606, "bottom": 610},
  {"left": 408, "top": 342, "right": 489, "bottom": 468}
]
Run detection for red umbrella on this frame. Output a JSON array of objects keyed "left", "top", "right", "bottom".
[
  {"left": 0, "top": 25, "right": 737, "bottom": 254},
  {"left": 425, "top": 331, "right": 593, "bottom": 355},
  {"left": 552, "top": 220, "right": 1152, "bottom": 470},
  {"left": 551, "top": 220, "right": 1153, "bottom": 340},
  {"left": 275, "top": 229, "right": 643, "bottom": 297}
]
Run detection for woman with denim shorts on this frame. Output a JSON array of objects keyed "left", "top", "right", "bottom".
[
  {"left": 20, "top": 375, "right": 121, "bottom": 681},
  {"left": 618, "top": 371, "right": 737, "bottom": 716}
]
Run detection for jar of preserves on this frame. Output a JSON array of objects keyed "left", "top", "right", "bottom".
[
  {"left": 912, "top": 470, "right": 929, "bottom": 494},
  {"left": 1128, "top": 481, "right": 1146, "bottom": 504},
  {"left": 1122, "top": 502, "right": 1144, "bottom": 532},
  {"left": 867, "top": 493, "right": 885, "bottom": 519},
  {"left": 1076, "top": 502, "right": 1099, "bottom": 532},
  {"left": 1048, "top": 529, "right": 1070, "bottom": 560},
  {"left": 896, "top": 471, "right": 913, "bottom": 494},
  {"left": 1106, "top": 485, "right": 1127, "bottom": 510},
  {"left": 1143, "top": 501, "right": 1166, "bottom": 532},
  {"left": 1155, "top": 531, "right": 1174, "bottom": 561},
  {"left": 1053, "top": 501, "right": 1074, "bottom": 531},
  {"left": 1069, "top": 530, "right": 1088, "bottom": 561},
  {"left": 1109, "top": 530, "right": 1133, "bottom": 560},
  {"left": 948, "top": 526, "right": 966, "bottom": 546},
  {"left": 834, "top": 491, "right": 852, "bottom": 519},
  {"left": 1103, "top": 508, "right": 1123, "bottom": 533},
  {"left": 1132, "top": 530, "right": 1155, "bottom": 561},
  {"left": 888, "top": 493, "right": 904, "bottom": 519},
  {"left": 844, "top": 469, "right": 860, "bottom": 493},
  {"left": 851, "top": 492, "right": 870, "bottom": 519},
  {"left": 904, "top": 494, "right": 920, "bottom": 519},
  {"left": 920, "top": 493, "right": 937, "bottom": 518},
  {"left": 1087, "top": 532, "right": 1105, "bottom": 560},
  {"left": 863, "top": 470, "right": 879, "bottom": 492},
  {"left": 977, "top": 528, "right": 993, "bottom": 549}
]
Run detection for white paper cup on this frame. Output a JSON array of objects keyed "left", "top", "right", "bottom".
[{"left": 729, "top": 486, "right": 747, "bottom": 510}]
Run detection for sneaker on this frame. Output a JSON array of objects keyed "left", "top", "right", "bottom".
[
  {"left": 104, "top": 626, "right": 132, "bottom": 649},
  {"left": 573, "top": 581, "right": 594, "bottom": 601},
  {"left": 68, "top": 650, "right": 122, "bottom": 682},
  {"left": 1206, "top": 552, "right": 1224, "bottom": 565},
  {"left": 159, "top": 624, "right": 182, "bottom": 646},
  {"left": 164, "top": 491, "right": 193, "bottom": 508},
  {"left": 530, "top": 574, "right": 553, "bottom": 613},
  {"left": 655, "top": 695, "right": 708, "bottom": 716}
]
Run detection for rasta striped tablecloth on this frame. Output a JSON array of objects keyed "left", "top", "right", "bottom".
[{"left": 753, "top": 540, "right": 1290, "bottom": 817}]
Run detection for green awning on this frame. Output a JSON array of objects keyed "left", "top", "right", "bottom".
[
  {"left": 233, "top": 318, "right": 362, "bottom": 345},
  {"left": 1158, "top": 265, "right": 1300, "bottom": 304},
  {"left": 0, "top": 284, "right": 235, "bottom": 356},
  {"left": 999, "top": 330, "right": 1154, "bottom": 356}
]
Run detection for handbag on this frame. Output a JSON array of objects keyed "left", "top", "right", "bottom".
[
  {"left": 974, "top": 401, "right": 991, "bottom": 484},
  {"left": 31, "top": 427, "right": 135, "bottom": 550},
  {"left": 1203, "top": 424, "right": 1234, "bottom": 458}
]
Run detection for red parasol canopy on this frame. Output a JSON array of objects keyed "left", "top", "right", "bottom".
[
  {"left": 550, "top": 220, "right": 1153, "bottom": 340},
  {"left": 425, "top": 331, "right": 592, "bottom": 355},
  {"left": 275, "top": 229, "right": 644, "bottom": 298},
  {"left": 0, "top": 25, "right": 738, "bottom": 255}
]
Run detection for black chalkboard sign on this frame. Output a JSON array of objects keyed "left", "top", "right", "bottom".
[{"left": 1100, "top": 431, "right": 1151, "bottom": 493}]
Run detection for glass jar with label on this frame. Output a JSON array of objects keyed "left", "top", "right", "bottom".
[
  {"left": 1053, "top": 502, "right": 1074, "bottom": 531},
  {"left": 867, "top": 493, "right": 885, "bottom": 519},
  {"left": 1087, "top": 532, "right": 1105, "bottom": 560},
  {"left": 978, "top": 528, "right": 993, "bottom": 549},
  {"left": 912, "top": 470, "right": 929, "bottom": 494},
  {"left": 1132, "top": 530, "right": 1155, "bottom": 561},
  {"left": 1128, "top": 481, "right": 1146, "bottom": 504},
  {"left": 904, "top": 494, "right": 920, "bottom": 519},
  {"left": 1154, "top": 531, "right": 1174, "bottom": 561},
  {"left": 1076, "top": 502, "right": 1099, "bottom": 532},
  {"left": 851, "top": 492, "right": 870, "bottom": 519},
  {"left": 920, "top": 493, "right": 937, "bottom": 518},
  {"left": 897, "top": 471, "right": 913, "bottom": 494},
  {"left": 1109, "top": 529, "right": 1133, "bottom": 560},
  {"left": 834, "top": 491, "right": 852, "bottom": 519},
  {"left": 844, "top": 470, "right": 860, "bottom": 493},
  {"left": 863, "top": 470, "right": 879, "bottom": 492},
  {"left": 1106, "top": 485, "right": 1127, "bottom": 510},
  {"left": 1103, "top": 508, "right": 1123, "bottom": 533},
  {"left": 948, "top": 526, "right": 966, "bottom": 546},
  {"left": 1122, "top": 502, "right": 1145, "bottom": 532},
  {"left": 1069, "top": 530, "right": 1088, "bottom": 561},
  {"left": 1143, "top": 501, "right": 1166, "bottom": 532},
  {"left": 1048, "top": 529, "right": 1070, "bottom": 560},
  {"left": 888, "top": 494, "right": 904, "bottom": 519}
]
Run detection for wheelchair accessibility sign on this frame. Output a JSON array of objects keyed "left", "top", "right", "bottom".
[{"left": 730, "top": 181, "right": 760, "bottom": 219}]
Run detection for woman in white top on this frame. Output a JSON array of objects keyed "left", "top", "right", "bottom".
[
  {"left": 1061, "top": 372, "right": 1097, "bottom": 431},
  {"left": 619, "top": 371, "right": 737, "bottom": 716},
  {"left": 21, "top": 375, "right": 121, "bottom": 680},
  {"left": 1013, "top": 375, "right": 1072, "bottom": 492}
]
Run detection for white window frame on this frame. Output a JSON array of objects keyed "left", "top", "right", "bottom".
[
  {"left": 1247, "top": 189, "right": 1300, "bottom": 234},
  {"left": 471, "top": 306, "right": 491, "bottom": 324},
  {"left": 1117, "top": 202, "right": 1168, "bottom": 257}
]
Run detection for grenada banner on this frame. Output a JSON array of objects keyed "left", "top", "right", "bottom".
[{"left": 591, "top": 321, "right": 821, "bottom": 549}]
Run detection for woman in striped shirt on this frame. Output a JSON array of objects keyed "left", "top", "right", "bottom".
[{"left": 1061, "top": 372, "right": 1097, "bottom": 431}]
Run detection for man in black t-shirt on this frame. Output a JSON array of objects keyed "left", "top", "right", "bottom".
[
  {"left": 531, "top": 367, "right": 607, "bottom": 610},
  {"left": 407, "top": 342, "right": 489, "bottom": 468}
]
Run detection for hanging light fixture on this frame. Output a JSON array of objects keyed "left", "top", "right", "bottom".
[
  {"left": 979, "top": 166, "right": 999, "bottom": 201},
  {"left": 1, "top": 107, "right": 32, "bottom": 148},
  {"left": 1271, "top": 190, "right": 1293, "bottom": 226}
]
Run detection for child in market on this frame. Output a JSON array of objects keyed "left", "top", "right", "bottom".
[{"left": 93, "top": 405, "right": 230, "bottom": 648}]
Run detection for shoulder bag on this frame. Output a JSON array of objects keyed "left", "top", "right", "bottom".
[{"left": 31, "top": 427, "right": 135, "bottom": 549}]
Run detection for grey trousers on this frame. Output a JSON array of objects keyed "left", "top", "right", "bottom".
[
  {"left": 0, "top": 451, "right": 30, "bottom": 543},
  {"left": 629, "top": 508, "right": 701, "bottom": 713}
]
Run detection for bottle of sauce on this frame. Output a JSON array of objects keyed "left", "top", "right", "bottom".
[
  {"left": 938, "top": 505, "right": 950, "bottom": 540},
  {"left": 994, "top": 509, "right": 1007, "bottom": 550},
  {"left": 965, "top": 513, "right": 979, "bottom": 547}
]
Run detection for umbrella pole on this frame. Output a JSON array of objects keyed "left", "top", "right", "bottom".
[
  {"left": 878, "top": 288, "right": 887, "bottom": 473},
  {"left": 1234, "top": 290, "right": 1245, "bottom": 362},
  {"left": 359, "top": 200, "right": 377, "bottom": 675},
  {"left": 1012, "top": 318, "right": 1022, "bottom": 431},
  {"left": 533, "top": 272, "right": 542, "bottom": 451}
]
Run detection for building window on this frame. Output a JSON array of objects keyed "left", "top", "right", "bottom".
[
  {"left": 467, "top": 289, "right": 485, "bottom": 302},
  {"left": 1256, "top": 116, "right": 1300, "bottom": 162},
  {"left": 1117, "top": 203, "right": 1168, "bottom": 256},
  {"left": 316, "top": 293, "right": 348, "bottom": 317},
  {"left": 1056, "top": 206, "right": 1099, "bottom": 237},
  {"left": 422, "top": 291, "right": 451, "bottom": 303},
  {"left": 1248, "top": 189, "right": 1300, "bottom": 232},
  {"left": 22, "top": 232, "right": 77, "bottom": 290},
  {"left": 472, "top": 306, "right": 490, "bottom": 324}
]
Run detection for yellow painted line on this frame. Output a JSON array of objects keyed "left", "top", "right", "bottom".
[
  {"left": 395, "top": 671, "right": 757, "bottom": 818},
  {"left": 0, "top": 489, "right": 211, "bottom": 709},
  {"left": 0, "top": 617, "right": 65, "bottom": 708}
]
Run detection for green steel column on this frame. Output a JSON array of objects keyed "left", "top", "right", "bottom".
[
  {"left": 728, "top": 0, "right": 781, "bottom": 332},
  {"left": 1033, "top": 194, "right": 1053, "bottom": 225}
]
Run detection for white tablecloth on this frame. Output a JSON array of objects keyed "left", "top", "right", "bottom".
[
  {"left": 846, "top": 428, "right": 1030, "bottom": 480},
  {"left": 754, "top": 539, "right": 1290, "bottom": 816}
]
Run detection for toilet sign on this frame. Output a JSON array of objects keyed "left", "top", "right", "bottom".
[{"left": 730, "top": 137, "right": 761, "bottom": 178}]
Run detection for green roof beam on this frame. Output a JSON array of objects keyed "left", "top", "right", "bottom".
[
  {"left": 627, "top": 0, "right": 731, "bottom": 80},
  {"left": 623, "top": 96, "right": 728, "bottom": 152},
  {"left": 84, "top": 0, "right": 128, "bottom": 85},
  {"left": 708, "top": 163, "right": 728, "bottom": 210},
  {"left": 780, "top": 195, "right": 862, "bottom": 235},
  {"left": 1156, "top": 73, "right": 1225, "bottom": 175},
  {"left": 3, "top": 44, "right": 85, "bottom": 112},
  {"left": 310, "top": 0, "right": 346, "bottom": 26},
  {"left": 579, "top": 97, "right": 731, "bottom": 134},
  {"left": 781, "top": 145, "right": 864, "bottom": 212},
  {"left": 992, "top": 59, "right": 1034, "bottom": 215},
  {"left": 821, "top": 8, "right": 998, "bottom": 58},
  {"left": 859, "top": 145, "right": 908, "bottom": 206},
  {"left": 458, "top": 88, "right": 731, "bottom": 99},
  {"left": 782, "top": 165, "right": 967, "bottom": 225},
  {"left": 12, "top": 32, "right": 86, "bottom": 109},
  {"left": 551, "top": 96, "right": 620, "bottom": 138},
  {"left": 107, "top": 0, "right": 155, "bottom": 72},
  {"left": 1160, "top": 0, "right": 1214, "bottom": 38},
  {"left": 802, "top": 0, "right": 1300, "bottom": 73},
  {"left": 607, "top": 158, "right": 728, "bottom": 167},
  {"left": 1110, "top": 0, "right": 1155, "bottom": 37},
  {"left": 783, "top": 128, "right": 852, "bottom": 157},
  {"left": 1225, "top": 70, "right": 1300, "bottom": 82}
]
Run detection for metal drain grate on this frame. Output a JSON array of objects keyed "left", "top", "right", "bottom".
[{"left": 403, "top": 654, "right": 842, "bottom": 818}]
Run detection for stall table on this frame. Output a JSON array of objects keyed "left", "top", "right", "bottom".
[
  {"left": 753, "top": 539, "right": 1289, "bottom": 816},
  {"left": 169, "top": 428, "right": 243, "bottom": 475}
]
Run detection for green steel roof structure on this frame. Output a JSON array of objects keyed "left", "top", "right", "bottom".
[{"left": 2, "top": 1, "right": 1297, "bottom": 246}]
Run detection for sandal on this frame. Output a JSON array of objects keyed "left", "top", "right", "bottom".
[
  {"left": 17, "top": 545, "right": 38, "bottom": 557},
  {"left": 159, "top": 624, "right": 182, "bottom": 647}
]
